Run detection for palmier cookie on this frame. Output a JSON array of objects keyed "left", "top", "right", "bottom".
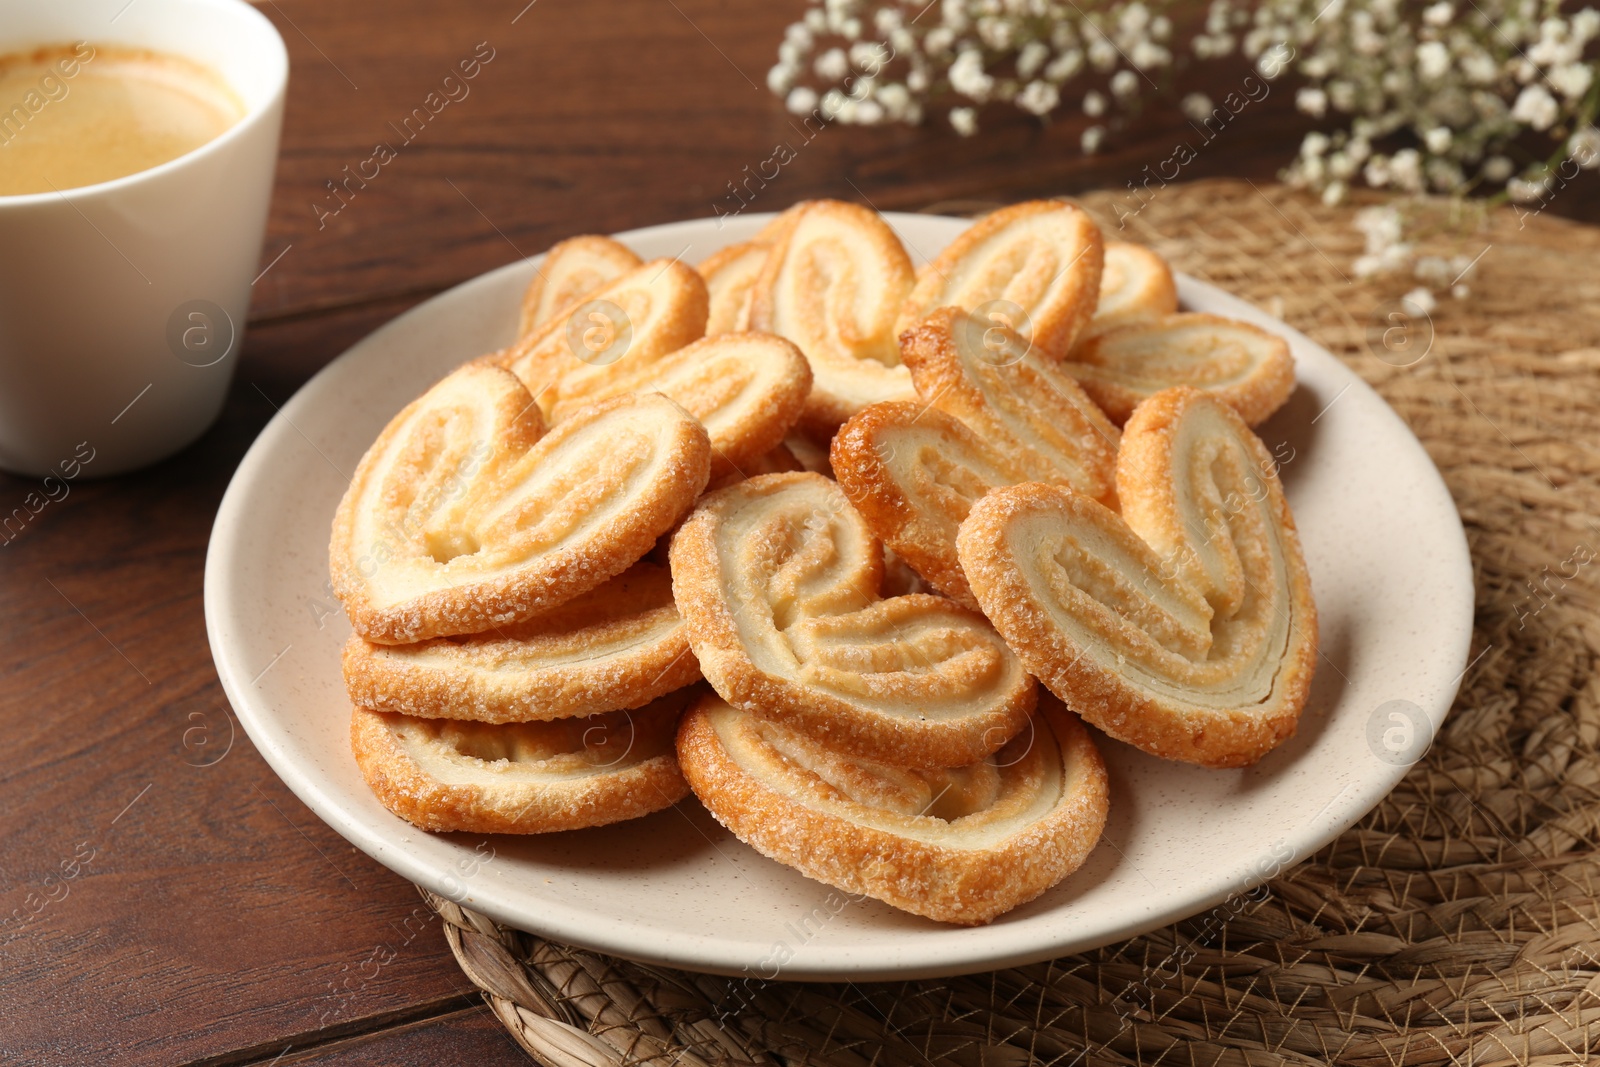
[
  {"left": 831, "top": 307, "right": 1120, "bottom": 607},
  {"left": 746, "top": 200, "right": 917, "bottom": 433},
  {"left": 699, "top": 241, "right": 770, "bottom": 335},
  {"left": 342, "top": 561, "right": 699, "bottom": 723},
  {"left": 330, "top": 364, "right": 711, "bottom": 644},
  {"left": 517, "top": 235, "right": 643, "bottom": 341},
  {"left": 1079, "top": 240, "right": 1179, "bottom": 341},
  {"left": 547, "top": 332, "right": 812, "bottom": 483},
  {"left": 501, "top": 258, "right": 708, "bottom": 409},
  {"left": 1061, "top": 313, "right": 1295, "bottom": 427},
  {"left": 352, "top": 686, "right": 695, "bottom": 833},
  {"left": 669, "top": 471, "right": 1035, "bottom": 768},
  {"left": 677, "top": 691, "right": 1108, "bottom": 925},
  {"left": 895, "top": 200, "right": 1104, "bottom": 359},
  {"left": 956, "top": 388, "right": 1317, "bottom": 768}
]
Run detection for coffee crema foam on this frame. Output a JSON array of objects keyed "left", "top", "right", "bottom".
[{"left": 0, "top": 43, "right": 244, "bottom": 196}]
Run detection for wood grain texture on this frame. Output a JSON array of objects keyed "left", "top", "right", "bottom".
[{"left": 1, "top": 0, "right": 1594, "bottom": 1063}]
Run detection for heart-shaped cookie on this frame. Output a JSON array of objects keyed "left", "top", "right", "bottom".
[
  {"left": 746, "top": 200, "right": 917, "bottom": 433},
  {"left": 699, "top": 240, "right": 771, "bottom": 335},
  {"left": 832, "top": 306, "right": 1121, "bottom": 607},
  {"left": 352, "top": 685, "right": 695, "bottom": 833},
  {"left": 547, "top": 331, "right": 812, "bottom": 483},
  {"left": 669, "top": 470, "right": 1035, "bottom": 768},
  {"left": 500, "top": 257, "right": 709, "bottom": 409},
  {"left": 956, "top": 387, "right": 1317, "bottom": 768},
  {"left": 341, "top": 561, "right": 699, "bottom": 723},
  {"left": 516, "top": 234, "right": 643, "bottom": 341},
  {"left": 1062, "top": 313, "right": 1295, "bottom": 427},
  {"left": 1080, "top": 240, "right": 1179, "bottom": 341},
  {"left": 677, "top": 690, "right": 1108, "bottom": 925},
  {"left": 330, "top": 363, "right": 711, "bottom": 644},
  {"left": 895, "top": 199, "right": 1104, "bottom": 359}
]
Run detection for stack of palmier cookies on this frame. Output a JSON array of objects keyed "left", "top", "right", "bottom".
[{"left": 329, "top": 199, "right": 1317, "bottom": 925}]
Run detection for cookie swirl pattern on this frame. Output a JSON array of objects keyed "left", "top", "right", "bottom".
[
  {"left": 677, "top": 691, "right": 1108, "bottom": 925},
  {"left": 330, "top": 364, "right": 711, "bottom": 644},
  {"left": 956, "top": 387, "right": 1317, "bottom": 768},
  {"left": 669, "top": 471, "right": 1035, "bottom": 768}
]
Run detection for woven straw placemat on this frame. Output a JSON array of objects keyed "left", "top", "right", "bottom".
[{"left": 420, "top": 178, "right": 1600, "bottom": 1066}]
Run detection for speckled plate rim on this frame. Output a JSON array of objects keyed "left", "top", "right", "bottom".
[{"left": 205, "top": 210, "right": 1474, "bottom": 981}]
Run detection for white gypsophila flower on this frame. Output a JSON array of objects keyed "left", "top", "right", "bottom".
[
  {"left": 1081, "top": 124, "right": 1106, "bottom": 152},
  {"left": 1452, "top": 283, "right": 1470, "bottom": 298},
  {"left": 1152, "top": 15, "right": 1172, "bottom": 40},
  {"left": 1390, "top": 147, "right": 1424, "bottom": 191},
  {"left": 1302, "top": 130, "right": 1331, "bottom": 156},
  {"left": 907, "top": 67, "right": 930, "bottom": 92},
  {"left": 1424, "top": 126, "right": 1452, "bottom": 152},
  {"left": 949, "top": 50, "right": 996, "bottom": 101},
  {"left": 1507, "top": 176, "right": 1549, "bottom": 202},
  {"left": 854, "top": 98, "right": 886, "bottom": 123},
  {"left": 1084, "top": 90, "right": 1107, "bottom": 116},
  {"left": 1322, "top": 180, "right": 1347, "bottom": 205},
  {"left": 1570, "top": 126, "right": 1600, "bottom": 168},
  {"left": 1088, "top": 34, "right": 1119, "bottom": 71},
  {"left": 876, "top": 83, "right": 913, "bottom": 121},
  {"left": 786, "top": 86, "right": 820, "bottom": 115},
  {"left": 1110, "top": 68, "right": 1140, "bottom": 97},
  {"left": 1423, "top": 1, "right": 1454, "bottom": 26},
  {"left": 850, "top": 41, "right": 889, "bottom": 74},
  {"left": 785, "top": 22, "right": 814, "bottom": 50},
  {"left": 1046, "top": 49, "right": 1084, "bottom": 81},
  {"left": 1551, "top": 62, "right": 1594, "bottom": 100},
  {"left": 949, "top": 106, "right": 978, "bottom": 136},
  {"left": 923, "top": 27, "right": 955, "bottom": 55},
  {"left": 1297, "top": 87, "right": 1329, "bottom": 117},
  {"left": 1511, "top": 84, "right": 1560, "bottom": 129},
  {"left": 768, "top": 62, "right": 798, "bottom": 95},
  {"left": 1131, "top": 41, "right": 1172, "bottom": 67},
  {"left": 1481, "top": 155, "right": 1514, "bottom": 181},
  {"left": 1402, "top": 286, "right": 1437, "bottom": 313},
  {"left": 820, "top": 87, "right": 847, "bottom": 119},
  {"left": 873, "top": 7, "right": 902, "bottom": 34},
  {"left": 1017, "top": 40, "right": 1050, "bottom": 78},
  {"left": 1416, "top": 40, "right": 1451, "bottom": 80},
  {"left": 1182, "top": 92, "right": 1215, "bottom": 121},
  {"left": 1460, "top": 49, "right": 1498, "bottom": 84},
  {"left": 815, "top": 47, "right": 850, "bottom": 80},
  {"left": 1017, "top": 79, "right": 1060, "bottom": 114}
]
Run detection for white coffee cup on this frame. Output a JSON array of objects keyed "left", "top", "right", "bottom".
[{"left": 0, "top": 0, "right": 287, "bottom": 477}]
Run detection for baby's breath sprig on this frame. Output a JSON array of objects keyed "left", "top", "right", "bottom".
[
  {"left": 767, "top": 0, "right": 1183, "bottom": 154},
  {"left": 770, "top": 0, "right": 1600, "bottom": 299}
]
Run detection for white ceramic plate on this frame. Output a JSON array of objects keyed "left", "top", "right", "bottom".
[{"left": 206, "top": 212, "right": 1473, "bottom": 981}]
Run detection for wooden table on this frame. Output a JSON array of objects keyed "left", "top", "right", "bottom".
[{"left": 4, "top": 2, "right": 1595, "bottom": 1063}]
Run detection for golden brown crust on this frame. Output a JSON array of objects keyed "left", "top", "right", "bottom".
[
  {"left": 699, "top": 241, "right": 770, "bottom": 335},
  {"left": 830, "top": 307, "right": 1121, "bottom": 604},
  {"left": 1080, "top": 240, "right": 1179, "bottom": 341},
  {"left": 896, "top": 200, "right": 1104, "bottom": 359},
  {"left": 668, "top": 471, "right": 1036, "bottom": 768},
  {"left": 352, "top": 688, "right": 694, "bottom": 834},
  {"left": 500, "top": 258, "right": 708, "bottom": 411},
  {"left": 956, "top": 387, "right": 1318, "bottom": 768},
  {"left": 330, "top": 373, "right": 711, "bottom": 644},
  {"left": 548, "top": 332, "right": 812, "bottom": 483},
  {"left": 341, "top": 562, "right": 700, "bottom": 722},
  {"left": 831, "top": 401, "right": 1009, "bottom": 608},
  {"left": 517, "top": 235, "right": 643, "bottom": 341},
  {"left": 898, "top": 307, "right": 1121, "bottom": 505},
  {"left": 1061, "top": 312, "right": 1296, "bottom": 427},
  {"left": 677, "top": 692, "right": 1108, "bottom": 925},
  {"left": 746, "top": 200, "right": 917, "bottom": 434}
]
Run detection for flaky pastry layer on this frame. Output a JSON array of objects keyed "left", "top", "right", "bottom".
[
  {"left": 352, "top": 687, "right": 694, "bottom": 833},
  {"left": 677, "top": 691, "right": 1107, "bottom": 925},
  {"left": 342, "top": 561, "right": 699, "bottom": 722},
  {"left": 330, "top": 369, "right": 710, "bottom": 644},
  {"left": 956, "top": 387, "right": 1317, "bottom": 767},
  {"left": 669, "top": 471, "right": 1035, "bottom": 768}
]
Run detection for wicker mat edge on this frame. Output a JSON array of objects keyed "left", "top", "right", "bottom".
[{"left": 421, "top": 179, "right": 1600, "bottom": 1067}]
